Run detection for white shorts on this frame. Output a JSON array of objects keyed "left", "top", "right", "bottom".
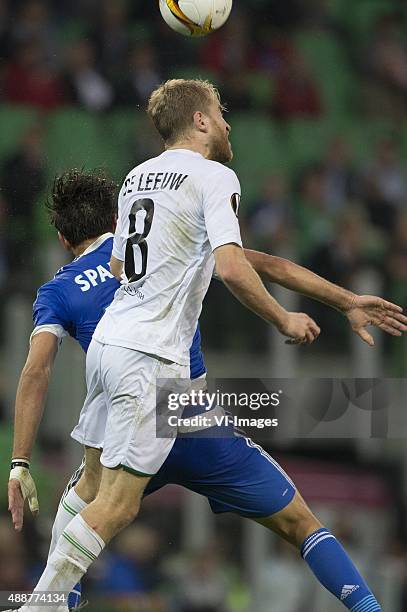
[{"left": 71, "top": 339, "right": 190, "bottom": 476}]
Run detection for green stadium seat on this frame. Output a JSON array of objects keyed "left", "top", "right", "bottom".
[
  {"left": 106, "top": 110, "right": 147, "bottom": 178},
  {"left": 335, "top": 0, "right": 396, "bottom": 42},
  {"left": 294, "top": 30, "right": 352, "bottom": 116},
  {"left": 44, "top": 109, "right": 119, "bottom": 180},
  {"left": 57, "top": 19, "right": 88, "bottom": 46},
  {"left": 229, "top": 113, "right": 288, "bottom": 206},
  {"left": 284, "top": 116, "right": 400, "bottom": 169},
  {"left": 338, "top": 118, "right": 400, "bottom": 164},
  {"left": 0, "top": 104, "right": 38, "bottom": 158},
  {"left": 284, "top": 119, "right": 334, "bottom": 168},
  {"left": 34, "top": 188, "right": 55, "bottom": 243},
  {"left": 247, "top": 72, "right": 274, "bottom": 110},
  {"left": 398, "top": 124, "right": 407, "bottom": 163},
  {"left": 170, "top": 65, "right": 220, "bottom": 86}
]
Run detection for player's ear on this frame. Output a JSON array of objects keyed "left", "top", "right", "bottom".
[{"left": 193, "top": 110, "right": 209, "bottom": 133}]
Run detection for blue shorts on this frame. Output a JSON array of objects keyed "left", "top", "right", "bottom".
[{"left": 144, "top": 430, "right": 296, "bottom": 518}]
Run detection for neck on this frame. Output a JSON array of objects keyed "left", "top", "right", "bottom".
[
  {"left": 166, "top": 139, "right": 209, "bottom": 159},
  {"left": 71, "top": 237, "right": 99, "bottom": 257}
]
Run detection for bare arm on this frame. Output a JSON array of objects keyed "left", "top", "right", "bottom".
[
  {"left": 9, "top": 332, "right": 58, "bottom": 530},
  {"left": 110, "top": 255, "right": 124, "bottom": 281},
  {"left": 12, "top": 332, "right": 58, "bottom": 460},
  {"left": 245, "top": 249, "right": 407, "bottom": 345},
  {"left": 214, "top": 244, "right": 320, "bottom": 343},
  {"left": 244, "top": 249, "right": 354, "bottom": 311}
]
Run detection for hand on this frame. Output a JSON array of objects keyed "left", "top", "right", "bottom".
[
  {"left": 8, "top": 464, "right": 39, "bottom": 531},
  {"left": 278, "top": 312, "right": 321, "bottom": 345},
  {"left": 344, "top": 295, "right": 407, "bottom": 346}
]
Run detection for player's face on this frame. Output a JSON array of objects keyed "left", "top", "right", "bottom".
[{"left": 206, "top": 102, "right": 233, "bottom": 164}]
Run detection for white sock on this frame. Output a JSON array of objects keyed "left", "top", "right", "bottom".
[
  {"left": 49, "top": 488, "right": 88, "bottom": 555},
  {"left": 30, "top": 514, "right": 105, "bottom": 606}
]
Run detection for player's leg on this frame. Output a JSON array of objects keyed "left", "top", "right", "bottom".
[
  {"left": 255, "top": 489, "right": 322, "bottom": 546},
  {"left": 48, "top": 448, "right": 102, "bottom": 610},
  {"left": 21, "top": 347, "right": 187, "bottom": 609},
  {"left": 46, "top": 337, "right": 108, "bottom": 610},
  {"left": 48, "top": 457, "right": 86, "bottom": 611},
  {"left": 50, "top": 338, "right": 109, "bottom": 611},
  {"left": 170, "top": 432, "right": 381, "bottom": 611},
  {"left": 74, "top": 446, "right": 102, "bottom": 503},
  {"left": 254, "top": 481, "right": 381, "bottom": 610},
  {"left": 50, "top": 447, "right": 102, "bottom": 554},
  {"left": 21, "top": 466, "right": 149, "bottom": 612}
]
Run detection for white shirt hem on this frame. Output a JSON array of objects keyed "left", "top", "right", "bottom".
[{"left": 93, "top": 334, "right": 189, "bottom": 366}]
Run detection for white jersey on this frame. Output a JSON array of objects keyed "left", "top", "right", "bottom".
[{"left": 94, "top": 148, "right": 242, "bottom": 365}]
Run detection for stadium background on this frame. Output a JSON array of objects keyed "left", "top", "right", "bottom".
[{"left": 0, "top": 0, "right": 406, "bottom": 610}]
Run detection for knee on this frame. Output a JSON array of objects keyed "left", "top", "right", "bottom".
[
  {"left": 102, "top": 498, "right": 141, "bottom": 531},
  {"left": 76, "top": 468, "right": 101, "bottom": 504},
  {"left": 292, "top": 515, "right": 322, "bottom": 549},
  {"left": 263, "top": 492, "right": 323, "bottom": 549},
  {"left": 272, "top": 513, "right": 321, "bottom": 549}
]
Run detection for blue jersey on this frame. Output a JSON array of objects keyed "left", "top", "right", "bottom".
[{"left": 32, "top": 234, "right": 206, "bottom": 378}]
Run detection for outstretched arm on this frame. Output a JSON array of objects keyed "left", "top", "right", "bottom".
[
  {"left": 244, "top": 249, "right": 354, "bottom": 311},
  {"left": 215, "top": 244, "right": 320, "bottom": 344},
  {"left": 245, "top": 249, "right": 407, "bottom": 345},
  {"left": 9, "top": 332, "right": 58, "bottom": 530}
]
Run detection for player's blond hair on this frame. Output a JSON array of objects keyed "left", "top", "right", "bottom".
[{"left": 147, "top": 78, "right": 222, "bottom": 145}]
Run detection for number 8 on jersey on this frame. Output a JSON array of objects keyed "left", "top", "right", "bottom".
[{"left": 125, "top": 198, "right": 155, "bottom": 283}]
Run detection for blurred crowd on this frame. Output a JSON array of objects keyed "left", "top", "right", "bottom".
[
  {"left": 0, "top": 0, "right": 405, "bottom": 358},
  {"left": 0, "top": 500, "right": 406, "bottom": 612},
  {"left": 0, "top": 3, "right": 406, "bottom": 609},
  {"left": 0, "top": 509, "right": 246, "bottom": 612},
  {"left": 0, "top": 1, "right": 406, "bottom": 116}
]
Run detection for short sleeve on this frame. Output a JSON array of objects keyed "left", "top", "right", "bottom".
[
  {"left": 112, "top": 184, "right": 127, "bottom": 261},
  {"left": 202, "top": 166, "right": 242, "bottom": 252},
  {"left": 33, "top": 283, "right": 71, "bottom": 332}
]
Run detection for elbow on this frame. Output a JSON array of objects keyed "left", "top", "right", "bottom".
[
  {"left": 21, "top": 363, "right": 51, "bottom": 382},
  {"left": 258, "top": 255, "right": 288, "bottom": 283},
  {"left": 216, "top": 261, "right": 245, "bottom": 286}
]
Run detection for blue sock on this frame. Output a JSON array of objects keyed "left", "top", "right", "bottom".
[
  {"left": 68, "top": 582, "right": 81, "bottom": 610},
  {"left": 301, "top": 528, "right": 381, "bottom": 611}
]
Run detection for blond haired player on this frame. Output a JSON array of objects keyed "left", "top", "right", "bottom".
[{"left": 9, "top": 80, "right": 403, "bottom": 611}]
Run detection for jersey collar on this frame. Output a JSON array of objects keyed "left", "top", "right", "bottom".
[
  {"left": 164, "top": 148, "right": 204, "bottom": 159},
  {"left": 75, "top": 232, "right": 114, "bottom": 260}
]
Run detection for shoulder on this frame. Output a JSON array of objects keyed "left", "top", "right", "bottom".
[
  {"left": 202, "top": 159, "right": 237, "bottom": 176},
  {"left": 34, "top": 276, "right": 67, "bottom": 307},
  {"left": 33, "top": 256, "right": 86, "bottom": 307},
  {"left": 121, "top": 155, "right": 163, "bottom": 184},
  {"left": 197, "top": 160, "right": 240, "bottom": 189}
]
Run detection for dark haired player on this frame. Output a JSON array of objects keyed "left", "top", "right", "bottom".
[{"left": 9, "top": 166, "right": 406, "bottom": 611}]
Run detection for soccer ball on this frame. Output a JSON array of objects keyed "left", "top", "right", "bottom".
[{"left": 159, "top": 0, "right": 233, "bottom": 37}]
